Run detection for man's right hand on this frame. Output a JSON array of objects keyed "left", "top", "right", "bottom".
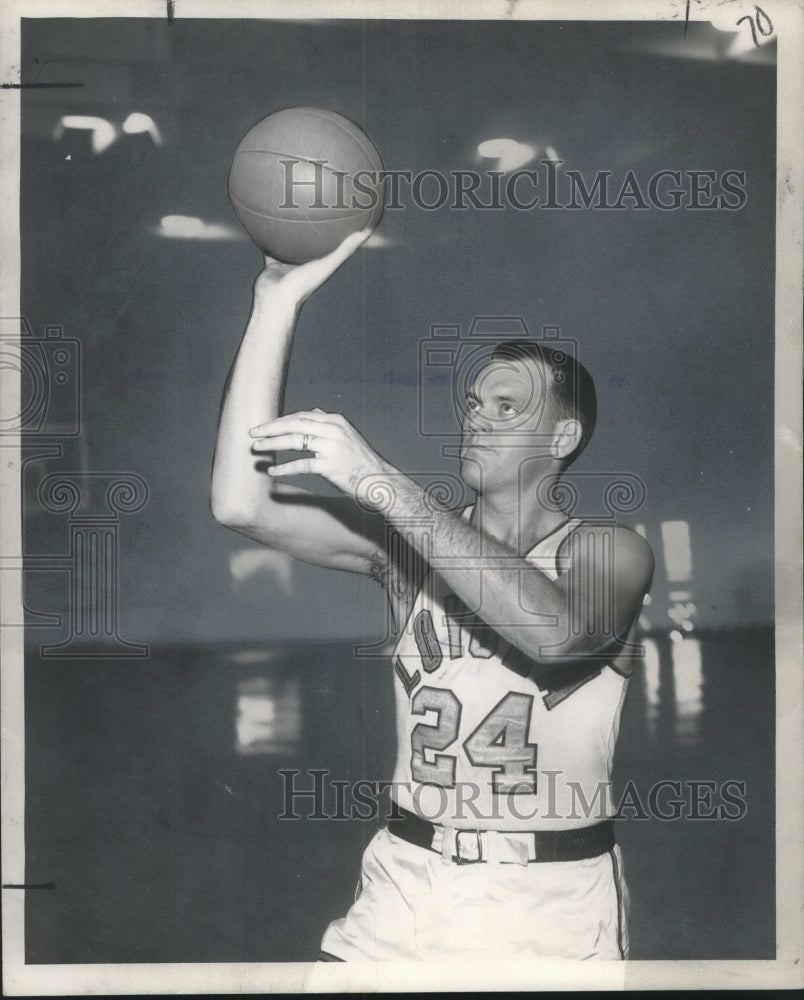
[{"left": 254, "top": 227, "right": 373, "bottom": 311}]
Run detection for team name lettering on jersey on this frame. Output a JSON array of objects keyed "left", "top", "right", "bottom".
[{"left": 395, "top": 597, "right": 603, "bottom": 710}]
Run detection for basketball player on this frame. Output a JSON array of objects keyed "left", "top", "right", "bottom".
[{"left": 211, "top": 229, "right": 655, "bottom": 961}]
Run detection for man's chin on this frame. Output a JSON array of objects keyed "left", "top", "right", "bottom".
[{"left": 459, "top": 455, "right": 484, "bottom": 490}]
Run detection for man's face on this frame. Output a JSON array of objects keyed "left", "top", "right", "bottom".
[{"left": 459, "top": 355, "right": 559, "bottom": 491}]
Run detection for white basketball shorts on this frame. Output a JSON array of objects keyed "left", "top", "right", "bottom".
[{"left": 319, "top": 827, "right": 630, "bottom": 961}]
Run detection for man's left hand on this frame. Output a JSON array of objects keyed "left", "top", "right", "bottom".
[{"left": 250, "top": 410, "right": 395, "bottom": 506}]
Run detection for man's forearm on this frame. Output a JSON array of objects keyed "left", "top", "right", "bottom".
[
  {"left": 212, "top": 233, "right": 371, "bottom": 526},
  {"left": 211, "top": 292, "right": 298, "bottom": 523},
  {"left": 366, "top": 471, "right": 572, "bottom": 662}
]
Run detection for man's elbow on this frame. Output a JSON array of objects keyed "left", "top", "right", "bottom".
[
  {"left": 546, "top": 622, "right": 635, "bottom": 665},
  {"left": 510, "top": 624, "right": 624, "bottom": 670},
  {"left": 210, "top": 491, "right": 291, "bottom": 556},
  {"left": 209, "top": 488, "right": 255, "bottom": 532}
]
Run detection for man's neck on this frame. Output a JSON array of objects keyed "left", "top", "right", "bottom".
[{"left": 472, "top": 475, "right": 570, "bottom": 555}]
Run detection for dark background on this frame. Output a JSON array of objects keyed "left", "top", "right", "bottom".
[{"left": 18, "top": 17, "right": 775, "bottom": 962}]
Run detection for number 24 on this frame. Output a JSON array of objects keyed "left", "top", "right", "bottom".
[{"left": 410, "top": 687, "right": 538, "bottom": 794}]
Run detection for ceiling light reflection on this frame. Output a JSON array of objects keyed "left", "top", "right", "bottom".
[
  {"left": 54, "top": 115, "right": 116, "bottom": 154},
  {"left": 477, "top": 138, "right": 537, "bottom": 172}
]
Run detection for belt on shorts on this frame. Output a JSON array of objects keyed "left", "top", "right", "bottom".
[{"left": 387, "top": 806, "right": 616, "bottom": 865}]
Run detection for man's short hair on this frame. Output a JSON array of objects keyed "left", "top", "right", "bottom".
[{"left": 490, "top": 340, "right": 597, "bottom": 466}]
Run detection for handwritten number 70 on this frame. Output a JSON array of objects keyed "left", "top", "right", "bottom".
[{"left": 736, "top": 7, "right": 774, "bottom": 48}]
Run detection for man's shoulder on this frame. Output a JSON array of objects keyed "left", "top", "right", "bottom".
[
  {"left": 571, "top": 520, "right": 651, "bottom": 547},
  {"left": 566, "top": 521, "right": 655, "bottom": 580}
]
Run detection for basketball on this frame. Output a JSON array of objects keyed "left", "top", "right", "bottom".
[{"left": 228, "top": 107, "right": 385, "bottom": 263}]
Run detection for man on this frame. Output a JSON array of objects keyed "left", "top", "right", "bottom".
[{"left": 211, "top": 229, "right": 654, "bottom": 961}]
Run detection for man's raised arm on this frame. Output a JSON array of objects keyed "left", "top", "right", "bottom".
[{"left": 210, "top": 230, "right": 388, "bottom": 576}]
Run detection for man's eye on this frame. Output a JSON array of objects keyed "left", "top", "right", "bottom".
[
  {"left": 465, "top": 398, "right": 479, "bottom": 412},
  {"left": 500, "top": 403, "right": 517, "bottom": 416}
]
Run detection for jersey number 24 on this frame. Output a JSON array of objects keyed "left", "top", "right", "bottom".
[{"left": 410, "top": 686, "right": 538, "bottom": 793}]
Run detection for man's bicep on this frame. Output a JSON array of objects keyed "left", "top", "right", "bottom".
[
  {"left": 605, "top": 526, "right": 654, "bottom": 626},
  {"left": 559, "top": 525, "right": 654, "bottom": 650}
]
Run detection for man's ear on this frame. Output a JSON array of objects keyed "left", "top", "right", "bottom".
[{"left": 551, "top": 419, "right": 583, "bottom": 460}]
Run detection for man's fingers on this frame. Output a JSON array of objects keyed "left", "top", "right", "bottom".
[
  {"left": 286, "top": 228, "right": 372, "bottom": 293},
  {"left": 251, "top": 432, "right": 318, "bottom": 453},
  {"left": 267, "top": 458, "right": 318, "bottom": 478},
  {"left": 249, "top": 411, "right": 337, "bottom": 437},
  {"left": 316, "top": 228, "right": 373, "bottom": 273}
]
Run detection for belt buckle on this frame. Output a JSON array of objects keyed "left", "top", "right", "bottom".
[
  {"left": 455, "top": 829, "right": 483, "bottom": 864},
  {"left": 497, "top": 832, "right": 533, "bottom": 866}
]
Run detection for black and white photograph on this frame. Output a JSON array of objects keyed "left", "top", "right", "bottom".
[{"left": 1, "top": 0, "right": 801, "bottom": 993}]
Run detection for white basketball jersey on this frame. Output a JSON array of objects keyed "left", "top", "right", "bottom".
[{"left": 389, "top": 515, "right": 633, "bottom": 831}]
